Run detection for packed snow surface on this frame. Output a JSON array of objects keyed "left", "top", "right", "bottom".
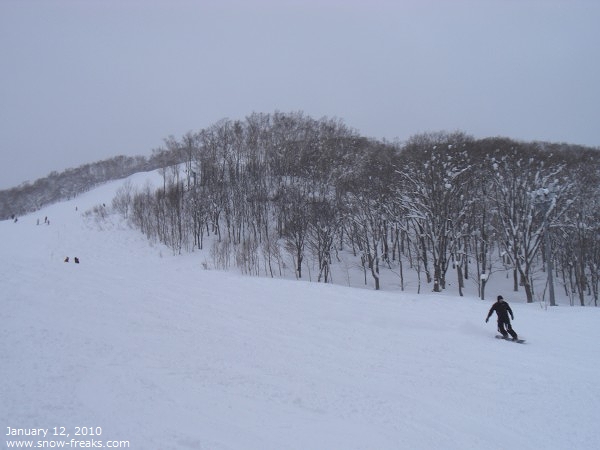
[{"left": 2, "top": 172, "right": 599, "bottom": 449}]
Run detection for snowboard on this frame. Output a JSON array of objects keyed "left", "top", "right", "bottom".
[{"left": 495, "top": 335, "right": 525, "bottom": 344}]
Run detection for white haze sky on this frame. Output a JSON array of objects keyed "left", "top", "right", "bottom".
[{"left": 1, "top": 0, "right": 599, "bottom": 189}]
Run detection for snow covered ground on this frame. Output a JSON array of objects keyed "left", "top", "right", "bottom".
[{"left": 2, "top": 172, "right": 599, "bottom": 449}]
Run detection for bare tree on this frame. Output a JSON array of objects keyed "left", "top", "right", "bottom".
[
  {"left": 490, "top": 142, "right": 572, "bottom": 303},
  {"left": 396, "top": 132, "right": 473, "bottom": 292}
]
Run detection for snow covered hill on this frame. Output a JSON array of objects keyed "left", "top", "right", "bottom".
[{"left": 2, "top": 171, "right": 599, "bottom": 450}]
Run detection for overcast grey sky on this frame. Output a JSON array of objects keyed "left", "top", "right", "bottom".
[{"left": 1, "top": 0, "right": 599, "bottom": 189}]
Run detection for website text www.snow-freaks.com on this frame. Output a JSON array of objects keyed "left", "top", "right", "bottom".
[{"left": 5, "top": 439, "right": 130, "bottom": 448}]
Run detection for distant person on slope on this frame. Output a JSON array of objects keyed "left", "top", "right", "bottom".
[{"left": 486, "top": 295, "right": 518, "bottom": 340}]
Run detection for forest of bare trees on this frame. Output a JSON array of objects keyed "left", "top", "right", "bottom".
[
  {"left": 104, "top": 112, "right": 600, "bottom": 306},
  {"left": 0, "top": 154, "right": 156, "bottom": 219}
]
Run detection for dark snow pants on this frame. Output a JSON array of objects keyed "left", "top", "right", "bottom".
[{"left": 498, "top": 320, "right": 518, "bottom": 339}]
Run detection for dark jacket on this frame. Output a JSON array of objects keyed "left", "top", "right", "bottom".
[{"left": 486, "top": 300, "right": 514, "bottom": 323}]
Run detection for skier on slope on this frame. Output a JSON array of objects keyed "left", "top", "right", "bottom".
[{"left": 486, "top": 295, "right": 519, "bottom": 340}]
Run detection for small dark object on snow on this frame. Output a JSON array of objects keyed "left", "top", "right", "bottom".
[{"left": 495, "top": 335, "right": 525, "bottom": 344}]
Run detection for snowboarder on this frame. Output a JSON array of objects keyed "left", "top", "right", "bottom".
[{"left": 486, "top": 295, "right": 518, "bottom": 340}]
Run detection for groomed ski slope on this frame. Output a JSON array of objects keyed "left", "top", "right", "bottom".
[{"left": 2, "top": 172, "right": 599, "bottom": 450}]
